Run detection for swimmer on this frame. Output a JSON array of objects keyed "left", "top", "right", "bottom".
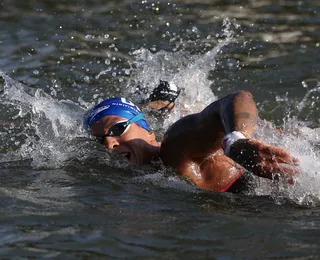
[{"left": 85, "top": 86, "right": 300, "bottom": 192}]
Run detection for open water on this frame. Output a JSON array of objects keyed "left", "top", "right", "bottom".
[{"left": 0, "top": 0, "right": 320, "bottom": 259}]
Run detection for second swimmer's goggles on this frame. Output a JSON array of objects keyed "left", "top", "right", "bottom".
[{"left": 97, "top": 113, "right": 145, "bottom": 144}]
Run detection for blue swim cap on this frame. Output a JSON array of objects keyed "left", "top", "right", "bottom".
[{"left": 85, "top": 97, "right": 151, "bottom": 131}]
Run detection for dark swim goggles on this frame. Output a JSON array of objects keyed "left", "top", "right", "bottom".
[{"left": 97, "top": 113, "right": 146, "bottom": 144}]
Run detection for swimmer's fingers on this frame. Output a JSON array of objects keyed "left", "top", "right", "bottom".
[
  {"left": 266, "top": 145, "right": 300, "bottom": 166},
  {"left": 276, "top": 163, "right": 301, "bottom": 175},
  {"left": 255, "top": 162, "right": 299, "bottom": 185},
  {"left": 245, "top": 139, "right": 300, "bottom": 167},
  {"left": 159, "top": 101, "right": 175, "bottom": 113},
  {"left": 258, "top": 160, "right": 301, "bottom": 176},
  {"left": 258, "top": 161, "right": 301, "bottom": 185},
  {"left": 146, "top": 100, "right": 175, "bottom": 113},
  {"left": 229, "top": 139, "right": 300, "bottom": 179}
]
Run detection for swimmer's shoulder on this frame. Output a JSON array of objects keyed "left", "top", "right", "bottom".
[
  {"left": 163, "top": 113, "right": 199, "bottom": 140},
  {"left": 160, "top": 113, "right": 199, "bottom": 167}
]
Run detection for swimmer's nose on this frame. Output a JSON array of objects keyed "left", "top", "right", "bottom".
[{"left": 104, "top": 136, "right": 119, "bottom": 150}]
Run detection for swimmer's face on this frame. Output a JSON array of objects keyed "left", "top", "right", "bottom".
[{"left": 90, "top": 115, "right": 159, "bottom": 165}]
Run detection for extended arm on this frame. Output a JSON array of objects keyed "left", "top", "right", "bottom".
[
  {"left": 198, "top": 91, "right": 299, "bottom": 179},
  {"left": 204, "top": 91, "right": 300, "bottom": 179}
]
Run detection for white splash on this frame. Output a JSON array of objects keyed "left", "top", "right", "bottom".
[
  {"left": 252, "top": 114, "right": 320, "bottom": 205},
  {"left": 124, "top": 18, "right": 237, "bottom": 131},
  {"left": 0, "top": 71, "right": 88, "bottom": 168}
]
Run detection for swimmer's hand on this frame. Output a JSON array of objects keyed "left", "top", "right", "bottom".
[
  {"left": 228, "top": 139, "right": 300, "bottom": 179},
  {"left": 140, "top": 80, "right": 181, "bottom": 113}
]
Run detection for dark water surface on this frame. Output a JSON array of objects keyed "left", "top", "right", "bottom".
[{"left": 1, "top": 0, "right": 320, "bottom": 259}]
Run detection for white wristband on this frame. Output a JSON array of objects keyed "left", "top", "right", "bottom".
[{"left": 221, "top": 131, "right": 246, "bottom": 155}]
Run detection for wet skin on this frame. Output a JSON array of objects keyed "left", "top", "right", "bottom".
[
  {"left": 160, "top": 91, "right": 300, "bottom": 191},
  {"left": 90, "top": 91, "right": 300, "bottom": 192}
]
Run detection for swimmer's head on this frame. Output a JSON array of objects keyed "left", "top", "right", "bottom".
[
  {"left": 85, "top": 97, "right": 151, "bottom": 131},
  {"left": 85, "top": 98, "right": 159, "bottom": 165}
]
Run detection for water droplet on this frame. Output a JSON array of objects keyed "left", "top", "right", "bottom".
[
  {"left": 302, "top": 81, "right": 308, "bottom": 88},
  {"left": 84, "top": 76, "right": 90, "bottom": 83},
  {"left": 192, "top": 26, "right": 199, "bottom": 33}
]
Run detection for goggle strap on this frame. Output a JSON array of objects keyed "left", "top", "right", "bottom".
[{"left": 128, "top": 113, "right": 145, "bottom": 124}]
